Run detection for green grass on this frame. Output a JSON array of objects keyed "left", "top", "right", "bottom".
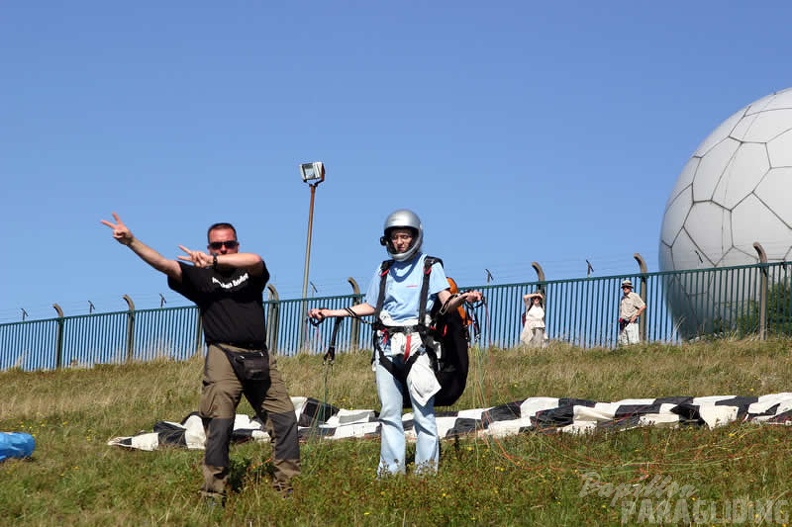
[{"left": 2, "top": 339, "right": 792, "bottom": 526}]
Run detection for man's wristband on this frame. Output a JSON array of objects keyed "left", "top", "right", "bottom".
[{"left": 212, "top": 254, "right": 218, "bottom": 270}]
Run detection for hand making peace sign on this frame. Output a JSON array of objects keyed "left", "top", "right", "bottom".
[
  {"left": 100, "top": 212, "right": 134, "bottom": 246},
  {"left": 177, "top": 245, "right": 213, "bottom": 268}
]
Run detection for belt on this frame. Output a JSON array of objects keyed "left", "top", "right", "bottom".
[
  {"left": 379, "top": 325, "right": 422, "bottom": 334},
  {"left": 210, "top": 342, "right": 266, "bottom": 351}
]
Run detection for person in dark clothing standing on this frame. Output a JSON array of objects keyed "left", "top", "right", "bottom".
[{"left": 101, "top": 212, "right": 300, "bottom": 502}]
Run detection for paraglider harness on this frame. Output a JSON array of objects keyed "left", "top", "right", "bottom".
[{"left": 372, "top": 256, "right": 472, "bottom": 408}]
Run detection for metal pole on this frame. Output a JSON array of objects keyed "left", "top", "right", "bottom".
[
  {"left": 300, "top": 183, "right": 318, "bottom": 349},
  {"left": 634, "top": 253, "right": 648, "bottom": 342},
  {"left": 53, "top": 303, "right": 64, "bottom": 369},
  {"left": 754, "top": 242, "right": 768, "bottom": 340},
  {"left": 267, "top": 284, "right": 280, "bottom": 355},
  {"left": 348, "top": 277, "right": 361, "bottom": 350},
  {"left": 531, "top": 261, "right": 547, "bottom": 344},
  {"left": 123, "top": 295, "right": 136, "bottom": 363},
  {"left": 531, "top": 261, "right": 545, "bottom": 283}
]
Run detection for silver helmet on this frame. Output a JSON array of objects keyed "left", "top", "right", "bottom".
[{"left": 380, "top": 209, "right": 423, "bottom": 261}]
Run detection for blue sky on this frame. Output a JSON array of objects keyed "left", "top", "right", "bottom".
[{"left": 3, "top": 1, "right": 792, "bottom": 322}]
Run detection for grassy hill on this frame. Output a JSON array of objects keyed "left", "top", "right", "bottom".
[{"left": 2, "top": 339, "right": 792, "bottom": 526}]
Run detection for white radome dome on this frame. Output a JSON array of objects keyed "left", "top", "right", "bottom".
[{"left": 659, "top": 87, "right": 792, "bottom": 337}]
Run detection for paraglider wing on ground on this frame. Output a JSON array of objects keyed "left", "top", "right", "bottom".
[{"left": 107, "top": 393, "right": 792, "bottom": 451}]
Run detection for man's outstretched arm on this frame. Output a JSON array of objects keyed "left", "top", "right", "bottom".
[
  {"left": 178, "top": 246, "right": 266, "bottom": 278},
  {"left": 101, "top": 212, "right": 182, "bottom": 281}
]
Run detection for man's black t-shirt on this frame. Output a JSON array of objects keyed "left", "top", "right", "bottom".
[{"left": 168, "top": 261, "right": 269, "bottom": 348}]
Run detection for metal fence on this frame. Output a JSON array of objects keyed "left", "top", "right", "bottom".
[{"left": 2, "top": 261, "right": 790, "bottom": 372}]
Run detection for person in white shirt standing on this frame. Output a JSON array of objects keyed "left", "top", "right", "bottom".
[
  {"left": 618, "top": 279, "right": 646, "bottom": 346},
  {"left": 520, "top": 291, "right": 545, "bottom": 348}
]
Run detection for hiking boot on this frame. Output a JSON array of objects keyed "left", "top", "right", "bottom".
[
  {"left": 272, "top": 482, "right": 293, "bottom": 498},
  {"left": 201, "top": 491, "right": 226, "bottom": 510}
]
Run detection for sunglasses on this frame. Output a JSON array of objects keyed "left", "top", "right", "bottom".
[{"left": 208, "top": 240, "right": 239, "bottom": 250}]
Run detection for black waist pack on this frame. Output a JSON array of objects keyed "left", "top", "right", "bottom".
[{"left": 218, "top": 345, "right": 270, "bottom": 382}]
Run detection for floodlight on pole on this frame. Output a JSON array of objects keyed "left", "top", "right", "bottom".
[
  {"left": 299, "top": 161, "right": 325, "bottom": 349},
  {"left": 300, "top": 161, "right": 325, "bottom": 184}
]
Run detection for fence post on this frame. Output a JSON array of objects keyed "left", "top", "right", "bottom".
[
  {"left": 53, "top": 304, "right": 65, "bottom": 369},
  {"left": 348, "top": 277, "right": 361, "bottom": 350},
  {"left": 193, "top": 318, "right": 204, "bottom": 356},
  {"left": 530, "top": 262, "right": 546, "bottom": 347},
  {"left": 532, "top": 260, "right": 546, "bottom": 297},
  {"left": 634, "top": 253, "right": 648, "bottom": 341},
  {"left": 267, "top": 284, "right": 280, "bottom": 354},
  {"left": 123, "top": 295, "right": 135, "bottom": 363},
  {"left": 531, "top": 261, "right": 546, "bottom": 284},
  {"left": 753, "top": 242, "right": 768, "bottom": 340}
]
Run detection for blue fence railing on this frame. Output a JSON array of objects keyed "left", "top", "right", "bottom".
[{"left": 2, "top": 262, "right": 790, "bottom": 371}]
